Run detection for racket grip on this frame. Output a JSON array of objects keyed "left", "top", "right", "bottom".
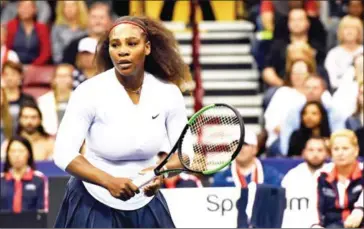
[{"left": 133, "top": 170, "right": 156, "bottom": 188}]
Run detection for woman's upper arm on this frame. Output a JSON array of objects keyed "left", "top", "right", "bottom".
[
  {"left": 165, "top": 85, "right": 188, "bottom": 147},
  {"left": 53, "top": 84, "right": 95, "bottom": 171}
]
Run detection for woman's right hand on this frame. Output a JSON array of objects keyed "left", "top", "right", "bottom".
[{"left": 105, "top": 177, "right": 140, "bottom": 201}]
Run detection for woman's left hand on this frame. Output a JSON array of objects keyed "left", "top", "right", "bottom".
[
  {"left": 139, "top": 166, "right": 164, "bottom": 197},
  {"left": 344, "top": 209, "right": 364, "bottom": 228}
]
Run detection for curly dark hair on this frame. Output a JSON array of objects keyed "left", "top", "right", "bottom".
[{"left": 95, "top": 16, "right": 192, "bottom": 92}]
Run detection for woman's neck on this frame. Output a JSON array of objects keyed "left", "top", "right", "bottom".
[
  {"left": 55, "top": 89, "right": 71, "bottom": 103},
  {"left": 342, "top": 42, "right": 359, "bottom": 52},
  {"left": 290, "top": 34, "right": 308, "bottom": 43},
  {"left": 11, "top": 166, "right": 28, "bottom": 181},
  {"left": 5, "top": 87, "right": 20, "bottom": 102},
  {"left": 67, "top": 18, "right": 79, "bottom": 31},
  {"left": 337, "top": 162, "right": 356, "bottom": 180},
  {"left": 21, "top": 19, "right": 34, "bottom": 27},
  {"left": 83, "top": 68, "right": 97, "bottom": 79},
  {"left": 116, "top": 70, "right": 144, "bottom": 91},
  {"left": 312, "top": 127, "right": 320, "bottom": 137},
  {"left": 237, "top": 158, "right": 256, "bottom": 174}
]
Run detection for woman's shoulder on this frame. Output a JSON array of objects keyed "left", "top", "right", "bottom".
[
  {"left": 147, "top": 72, "right": 182, "bottom": 94},
  {"left": 37, "top": 91, "right": 55, "bottom": 103}
]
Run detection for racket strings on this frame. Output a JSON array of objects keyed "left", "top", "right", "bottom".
[{"left": 181, "top": 106, "right": 241, "bottom": 172}]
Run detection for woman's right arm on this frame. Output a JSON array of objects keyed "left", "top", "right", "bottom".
[{"left": 53, "top": 84, "right": 139, "bottom": 199}]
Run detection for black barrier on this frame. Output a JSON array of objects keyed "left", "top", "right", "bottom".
[
  {"left": 48, "top": 176, "right": 69, "bottom": 228},
  {"left": 0, "top": 212, "right": 47, "bottom": 228}
]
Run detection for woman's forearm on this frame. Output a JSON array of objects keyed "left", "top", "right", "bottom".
[{"left": 65, "top": 155, "right": 114, "bottom": 188}]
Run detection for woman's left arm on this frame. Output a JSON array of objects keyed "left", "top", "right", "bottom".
[{"left": 32, "top": 23, "right": 51, "bottom": 65}]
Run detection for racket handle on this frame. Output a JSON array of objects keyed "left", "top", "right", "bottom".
[{"left": 133, "top": 170, "right": 156, "bottom": 188}]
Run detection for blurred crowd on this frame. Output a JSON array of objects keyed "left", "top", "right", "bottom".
[{"left": 0, "top": 1, "right": 363, "bottom": 227}]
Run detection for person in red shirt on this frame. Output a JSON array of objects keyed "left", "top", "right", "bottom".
[{"left": 5, "top": 1, "right": 51, "bottom": 65}]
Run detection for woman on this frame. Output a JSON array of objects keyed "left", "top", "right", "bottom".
[
  {"left": 53, "top": 16, "right": 193, "bottom": 228},
  {"left": 1, "top": 61, "right": 36, "bottom": 132},
  {"left": 52, "top": 1, "right": 88, "bottom": 64},
  {"left": 5, "top": 0, "right": 51, "bottom": 65},
  {"left": 324, "top": 15, "right": 363, "bottom": 90},
  {"left": 345, "top": 81, "right": 363, "bottom": 131},
  {"left": 38, "top": 64, "right": 74, "bottom": 136},
  {"left": 312, "top": 129, "right": 363, "bottom": 228},
  {"left": 288, "top": 101, "right": 331, "bottom": 157},
  {"left": 264, "top": 45, "right": 316, "bottom": 149},
  {"left": 72, "top": 37, "right": 98, "bottom": 88},
  {"left": 0, "top": 135, "right": 48, "bottom": 213},
  {"left": 0, "top": 87, "right": 12, "bottom": 147}
]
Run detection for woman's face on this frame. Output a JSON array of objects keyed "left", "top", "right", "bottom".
[
  {"left": 8, "top": 141, "right": 29, "bottom": 170},
  {"left": 17, "top": 1, "right": 36, "bottom": 21},
  {"left": 342, "top": 25, "right": 359, "bottom": 43},
  {"left": 108, "top": 23, "right": 151, "bottom": 77},
  {"left": 2, "top": 67, "right": 22, "bottom": 89},
  {"left": 290, "top": 60, "right": 309, "bottom": 88},
  {"left": 302, "top": 104, "right": 322, "bottom": 129},
  {"left": 331, "top": 136, "right": 358, "bottom": 167},
  {"left": 78, "top": 52, "right": 95, "bottom": 70},
  {"left": 53, "top": 66, "right": 73, "bottom": 91},
  {"left": 63, "top": 1, "right": 78, "bottom": 21}
]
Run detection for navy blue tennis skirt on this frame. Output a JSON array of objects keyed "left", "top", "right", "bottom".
[{"left": 54, "top": 177, "right": 175, "bottom": 228}]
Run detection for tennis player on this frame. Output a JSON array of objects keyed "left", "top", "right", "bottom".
[{"left": 53, "top": 16, "right": 192, "bottom": 228}]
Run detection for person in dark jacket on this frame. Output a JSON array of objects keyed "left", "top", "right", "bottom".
[
  {"left": 312, "top": 129, "right": 363, "bottom": 228},
  {"left": 0, "top": 135, "right": 48, "bottom": 213},
  {"left": 288, "top": 101, "right": 331, "bottom": 157}
]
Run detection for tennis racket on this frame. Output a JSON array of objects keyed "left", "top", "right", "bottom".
[{"left": 133, "top": 103, "right": 245, "bottom": 188}]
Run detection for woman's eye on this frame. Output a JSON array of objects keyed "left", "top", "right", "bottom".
[
  {"left": 129, "top": 42, "right": 137, "bottom": 46},
  {"left": 111, "top": 43, "right": 117, "bottom": 48}
]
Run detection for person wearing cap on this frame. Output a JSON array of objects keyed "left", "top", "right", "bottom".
[
  {"left": 212, "top": 130, "right": 283, "bottom": 188},
  {"left": 72, "top": 37, "right": 98, "bottom": 89},
  {"left": 52, "top": 15, "right": 193, "bottom": 228}
]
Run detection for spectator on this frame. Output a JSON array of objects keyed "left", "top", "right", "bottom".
[
  {"left": 72, "top": 37, "right": 98, "bottom": 88},
  {"left": 332, "top": 51, "right": 363, "bottom": 119},
  {"left": 279, "top": 75, "right": 344, "bottom": 156},
  {"left": 260, "top": 0, "right": 319, "bottom": 32},
  {"left": 262, "top": 8, "right": 325, "bottom": 88},
  {"left": 0, "top": 88, "right": 13, "bottom": 145},
  {"left": 281, "top": 137, "right": 329, "bottom": 228},
  {"left": 212, "top": 130, "right": 283, "bottom": 187},
  {"left": 1, "top": 24, "right": 19, "bottom": 71},
  {"left": 0, "top": 135, "right": 48, "bottom": 213},
  {"left": 312, "top": 129, "right": 363, "bottom": 228},
  {"left": 51, "top": 1, "right": 88, "bottom": 64},
  {"left": 1, "top": 103, "right": 54, "bottom": 161},
  {"left": 5, "top": 1, "right": 51, "bottom": 65},
  {"left": 288, "top": 101, "right": 331, "bottom": 157},
  {"left": 1, "top": 61, "right": 36, "bottom": 132},
  {"left": 62, "top": 2, "right": 112, "bottom": 65},
  {"left": 345, "top": 81, "right": 363, "bottom": 131},
  {"left": 264, "top": 44, "right": 316, "bottom": 150},
  {"left": 327, "top": 0, "right": 364, "bottom": 50},
  {"left": 38, "top": 64, "right": 74, "bottom": 136},
  {"left": 1, "top": 0, "right": 51, "bottom": 25},
  {"left": 324, "top": 15, "right": 363, "bottom": 90}
]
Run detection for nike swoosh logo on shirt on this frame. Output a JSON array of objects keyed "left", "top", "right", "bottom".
[{"left": 152, "top": 114, "right": 159, "bottom": 119}]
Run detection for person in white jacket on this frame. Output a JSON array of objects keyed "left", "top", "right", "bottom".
[
  {"left": 37, "top": 64, "right": 74, "bottom": 136},
  {"left": 281, "top": 137, "right": 329, "bottom": 228}
]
